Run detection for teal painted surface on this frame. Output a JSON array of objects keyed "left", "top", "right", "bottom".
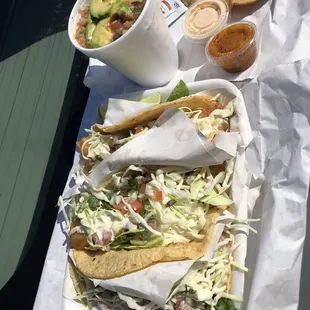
[{"left": 0, "top": 25, "right": 76, "bottom": 288}]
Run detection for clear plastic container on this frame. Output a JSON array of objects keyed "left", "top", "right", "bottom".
[
  {"left": 182, "top": 0, "right": 230, "bottom": 44},
  {"left": 206, "top": 21, "right": 257, "bottom": 73}
]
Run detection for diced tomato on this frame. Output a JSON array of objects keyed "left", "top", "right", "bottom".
[
  {"left": 102, "top": 230, "right": 112, "bottom": 244},
  {"left": 198, "top": 101, "right": 224, "bottom": 118},
  {"left": 218, "top": 232, "right": 230, "bottom": 247},
  {"left": 176, "top": 296, "right": 182, "bottom": 310},
  {"left": 77, "top": 19, "right": 88, "bottom": 27},
  {"left": 112, "top": 32, "right": 121, "bottom": 41},
  {"left": 134, "top": 125, "right": 144, "bottom": 134},
  {"left": 91, "top": 231, "right": 112, "bottom": 245},
  {"left": 175, "top": 296, "right": 191, "bottom": 310},
  {"left": 140, "top": 183, "right": 146, "bottom": 194},
  {"left": 118, "top": 228, "right": 126, "bottom": 234},
  {"left": 110, "top": 13, "right": 120, "bottom": 23},
  {"left": 154, "top": 190, "right": 163, "bottom": 202},
  {"left": 110, "top": 20, "right": 123, "bottom": 32},
  {"left": 131, "top": 199, "right": 144, "bottom": 213},
  {"left": 218, "top": 122, "right": 230, "bottom": 131},
  {"left": 136, "top": 178, "right": 143, "bottom": 185},
  {"left": 91, "top": 232, "right": 103, "bottom": 245},
  {"left": 114, "top": 201, "right": 129, "bottom": 215},
  {"left": 123, "top": 14, "right": 134, "bottom": 22},
  {"left": 102, "top": 290, "right": 115, "bottom": 298},
  {"left": 123, "top": 20, "right": 133, "bottom": 30},
  {"left": 209, "top": 163, "right": 226, "bottom": 177},
  {"left": 81, "top": 8, "right": 89, "bottom": 19},
  {"left": 132, "top": 234, "right": 142, "bottom": 241},
  {"left": 148, "top": 220, "right": 157, "bottom": 229}
]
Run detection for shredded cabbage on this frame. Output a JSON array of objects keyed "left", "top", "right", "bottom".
[
  {"left": 65, "top": 159, "right": 236, "bottom": 250},
  {"left": 167, "top": 231, "right": 242, "bottom": 310},
  {"left": 70, "top": 216, "right": 260, "bottom": 310}
]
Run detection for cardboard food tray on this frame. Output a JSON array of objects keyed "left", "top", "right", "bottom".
[{"left": 61, "top": 79, "right": 252, "bottom": 309}]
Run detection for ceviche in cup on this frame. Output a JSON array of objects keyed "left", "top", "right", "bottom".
[
  {"left": 75, "top": 0, "right": 146, "bottom": 48},
  {"left": 68, "top": 0, "right": 179, "bottom": 87}
]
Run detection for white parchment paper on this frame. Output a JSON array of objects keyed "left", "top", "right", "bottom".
[
  {"left": 89, "top": 81, "right": 252, "bottom": 187},
  {"left": 92, "top": 218, "right": 231, "bottom": 308},
  {"left": 63, "top": 216, "right": 230, "bottom": 309},
  {"left": 33, "top": 61, "right": 310, "bottom": 310},
  {"left": 83, "top": 0, "right": 310, "bottom": 96},
  {"left": 89, "top": 108, "right": 238, "bottom": 187},
  {"left": 240, "top": 59, "right": 310, "bottom": 310}
]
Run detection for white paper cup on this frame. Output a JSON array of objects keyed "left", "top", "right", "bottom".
[{"left": 68, "top": 0, "right": 179, "bottom": 88}]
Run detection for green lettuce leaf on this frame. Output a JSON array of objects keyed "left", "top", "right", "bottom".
[{"left": 215, "top": 298, "right": 237, "bottom": 310}]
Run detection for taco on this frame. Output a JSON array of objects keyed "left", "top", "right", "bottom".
[
  {"left": 67, "top": 159, "right": 234, "bottom": 279},
  {"left": 68, "top": 231, "right": 239, "bottom": 310},
  {"left": 167, "top": 231, "right": 239, "bottom": 310},
  {"left": 77, "top": 94, "right": 233, "bottom": 174}
]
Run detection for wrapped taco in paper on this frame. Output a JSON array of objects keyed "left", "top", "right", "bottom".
[
  {"left": 77, "top": 87, "right": 232, "bottom": 174},
  {"left": 60, "top": 80, "right": 253, "bottom": 310},
  {"left": 66, "top": 159, "right": 234, "bottom": 280},
  {"left": 69, "top": 229, "right": 243, "bottom": 310}
]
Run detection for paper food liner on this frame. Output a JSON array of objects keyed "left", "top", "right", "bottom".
[{"left": 62, "top": 79, "right": 253, "bottom": 309}]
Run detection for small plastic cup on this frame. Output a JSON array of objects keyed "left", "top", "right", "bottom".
[
  {"left": 206, "top": 21, "right": 257, "bottom": 73},
  {"left": 68, "top": 0, "right": 178, "bottom": 88},
  {"left": 182, "top": 0, "right": 230, "bottom": 44}
]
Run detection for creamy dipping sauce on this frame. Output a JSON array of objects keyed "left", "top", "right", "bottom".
[{"left": 182, "top": 0, "right": 229, "bottom": 43}]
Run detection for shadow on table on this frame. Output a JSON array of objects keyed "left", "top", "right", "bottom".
[
  {"left": 84, "top": 64, "right": 144, "bottom": 96},
  {"left": 0, "top": 50, "right": 89, "bottom": 309},
  {"left": 0, "top": 0, "right": 78, "bottom": 62},
  {"left": 230, "top": 0, "right": 269, "bottom": 23},
  {"left": 298, "top": 190, "right": 310, "bottom": 310}
]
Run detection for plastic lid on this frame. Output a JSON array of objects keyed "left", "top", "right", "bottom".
[{"left": 182, "top": 0, "right": 230, "bottom": 44}]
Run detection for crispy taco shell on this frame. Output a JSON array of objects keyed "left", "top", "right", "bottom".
[
  {"left": 232, "top": 0, "right": 258, "bottom": 5},
  {"left": 73, "top": 205, "right": 227, "bottom": 280},
  {"left": 68, "top": 259, "right": 88, "bottom": 306},
  {"left": 93, "top": 95, "right": 222, "bottom": 134},
  {"left": 76, "top": 95, "right": 224, "bottom": 174}
]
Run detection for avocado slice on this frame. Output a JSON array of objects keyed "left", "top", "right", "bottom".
[
  {"left": 85, "top": 23, "right": 96, "bottom": 43},
  {"left": 118, "top": 3, "right": 133, "bottom": 16},
  {"left": 91, "top": 19, "right": 114, "bottom": 48},
  {"left": 89, "top": 0, "right": 112, "bottom": 19}
]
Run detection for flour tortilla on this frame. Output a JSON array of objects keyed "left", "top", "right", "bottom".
[{"left": 73, "top": 205, "right": 227, "bottom": 280}]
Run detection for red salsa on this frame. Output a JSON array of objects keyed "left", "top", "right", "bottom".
[{"left": 207, "top": 22, "right": 257, "bottom": 73}]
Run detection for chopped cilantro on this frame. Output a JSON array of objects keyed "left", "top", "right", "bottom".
[
  {"left": 215, "top": 298, "right": 237, "bottom": 310},
  {"left": 122, "top": 179, "right": 139, "bottom": 192}
]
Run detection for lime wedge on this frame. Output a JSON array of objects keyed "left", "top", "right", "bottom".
[
  {"left": 98, "top": 104, "right": 108, "bottom": 122},
  {"left": 141, "top": 91, "right": 162, "bottom": 104},
  {"left": 167, "top": 80, "right": 190, "bottom": 102}
]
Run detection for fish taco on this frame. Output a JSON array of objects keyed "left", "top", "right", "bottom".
[
  {"left": 77, "top": 93, "right": 233, "bottom": 174},
  {"left": 65, "top": 160, "right": 234, "bottom": 279},
  {"left": 69, "top": 231, "right": 239, "bottom": 310}
]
